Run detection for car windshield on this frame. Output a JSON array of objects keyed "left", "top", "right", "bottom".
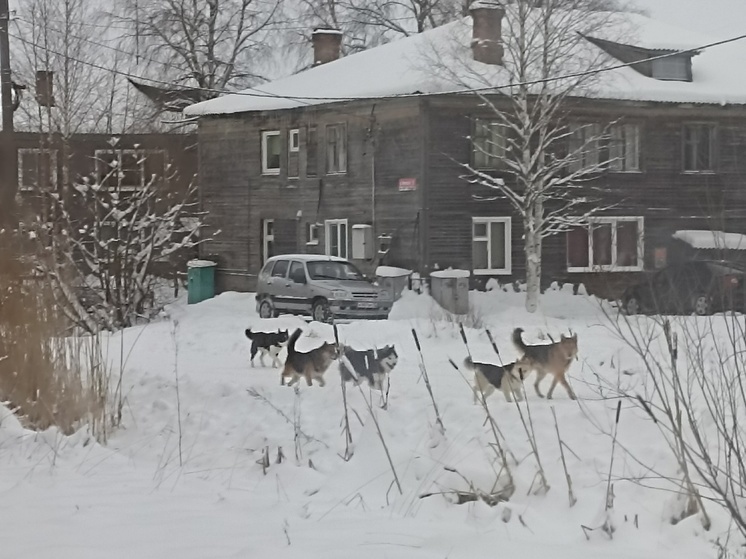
[{"left": 306, "top": 261, "right": 364, "bottom": 281}]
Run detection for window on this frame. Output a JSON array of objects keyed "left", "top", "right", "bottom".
[
  {"left": 683, "top": 124, "right": 715, "bottom": 172},
  {"left": 652, "top": 56, "right": 690, "bottom": 81},
  {"left": 608, "top": 124, "right": 640, "bottom": 172},
  {"left": 307, "top": 126, "right": 318, "bottom": 177},
  {"left": 472, "top": 217, "right": 511, "bottom": 274},
  {"left": 326, "top": 124, "right": 347, "bottom": 174},
  {"left": 261, "top": 131, "right": 281, "bottom": 175},
  {"left": 288, "top": 261, "right": 307, "bottom": 283},
  {"left": 472, "top": 119, "right": 507, "bottom": 169},
  {"left": 95, "top": 149, "right": 164, "bottom": 190},
  {"left": 18, "top": 148, "right": 57, "bottom": 191},
  {"left": 289, "top": 129, "right": 300, "bottom": 152},
  {"left": 325, "top": 219, "right": 348, "bottom": 258},
  {"left": 271, "top": 259, "right": 289, "bottom": 278},
  {"left": 262, "top": 219, "right": 275, "bottom": 263},
  {"left": 569, "top": 123, "right": 640, "bottom": 173},
  {"left": 306, "top": 223, "right": 319, "bottom": 246},
  {"left": 567, "top": 217, "right": 644, "bottom": 272}
]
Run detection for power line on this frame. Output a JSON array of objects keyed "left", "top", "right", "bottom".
[{"left": 8, "top": 28, "right": 746, "bottom": 106}]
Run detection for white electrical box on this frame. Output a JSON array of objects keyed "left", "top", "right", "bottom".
[{"left": 351, "top": 224, "right": 374, "bottom": 260}]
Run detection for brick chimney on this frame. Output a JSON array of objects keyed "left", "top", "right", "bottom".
[
  {"left": 312, "top": 28, "right": 343, "bottom": 66},
  {"left": 470, "top": 1, "right": 505, "bottom": 65}
]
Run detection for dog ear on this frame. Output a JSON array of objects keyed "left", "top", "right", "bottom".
[{"left": 560, "top": 333, "right": 566, "bottom": 341}]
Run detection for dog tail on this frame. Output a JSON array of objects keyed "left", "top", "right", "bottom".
[
  {"left": 287, "top": 328, "right": 303, "bottom": 355},
  {"left": 245, "top": 328, "right": 252, "bottom": 339},
  {"left": 512, "top": 328, "right": 528, "bottom": 353}
]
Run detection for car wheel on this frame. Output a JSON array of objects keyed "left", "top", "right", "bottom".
[
  {"left": 623, "top": 295, "right": 640, "bottom": 316},
  {"left": 693, "top": 294, "right": 711, "bottom": 316},
  {"left": 259, "top": 298, "right": 276, "bottom": 319},
  {"left": 312, "top": 299, "right": 331, "bottom": 323}
]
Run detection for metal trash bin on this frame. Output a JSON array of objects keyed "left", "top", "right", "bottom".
[
  {"left": 187, "top": 259, "right": 216, "bottom": 304},
  {"left": 430, "top": 269, "right": 470, "bottom": 314},
  {"left": 375, "top": 266, "right": 412, "bottom": 301}
]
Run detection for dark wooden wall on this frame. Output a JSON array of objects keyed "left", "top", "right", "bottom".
[
  {"left": 198, "top": 94, "right": 746, "bottom": 296},
  {"left": 198, "top": 99, "right": 424, "bottom": 292},
  {"left": 423, "top": 98, "right": 746, "bottom": 292}
]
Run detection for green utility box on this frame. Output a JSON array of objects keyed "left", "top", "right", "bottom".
[{"left": 187, "top": 259, "right": 216, "bottom": 304}]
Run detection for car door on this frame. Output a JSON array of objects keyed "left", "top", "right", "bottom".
[
  {"left": 284, "top": 260, "right": 313, "bottom": 313},
  {"left": 265, "top": 259, "right": 290, "bottom": 312}
]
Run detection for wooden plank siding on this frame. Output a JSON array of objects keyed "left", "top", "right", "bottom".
[
  {"left": 423, "top": 97, "right": 746, "bottom": 293},
  {"left": 197, "top": 99, "right": 424, "bottom": 292},
  {"left": 198, "top": 91, "right": 746, "bottom": 295}
]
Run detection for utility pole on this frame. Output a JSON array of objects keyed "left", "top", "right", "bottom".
[{"left": 0, "top": 0, "right": 16, "bottom": 231}]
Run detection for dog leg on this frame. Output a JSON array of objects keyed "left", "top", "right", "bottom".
[
  {"left": 503, "top": 383, "right": 513, "bottom": 403},
  {"left": 250, "top": 346, "right": 257, "bottom": 367},
  {"left": 316, "top": 374, "right": 326, "bottom": 387},
  {"left": 547, "top": 376, "right": 560, "bottom": 400},
  {"left": 558, "top": 375, "right": 577, "bottom": 400},
  {"left": 534, "top": 370, "right": 547, "bottom": 398}
]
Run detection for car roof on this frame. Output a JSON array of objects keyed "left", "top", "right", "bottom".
[{"left": 265, "top": 254, "right": 350, "bottom": 264}]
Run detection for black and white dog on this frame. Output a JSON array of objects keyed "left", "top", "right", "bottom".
[
  {"left": 463, "top": 356, "right": 528, "bottom": 403},
  {"left": 245, "top": 328, "right": 289, "bottom": 368},
  {"left": 339, "top": 345, "right": 399, "bottom": 390}
]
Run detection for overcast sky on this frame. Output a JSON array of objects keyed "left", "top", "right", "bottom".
[{"left": 634, "top": 0, "right": 746, "bottom": 38}]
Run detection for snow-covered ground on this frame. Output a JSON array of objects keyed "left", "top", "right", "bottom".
[{"left": 0, "top": 287, "right": 732, "bottom": 558}]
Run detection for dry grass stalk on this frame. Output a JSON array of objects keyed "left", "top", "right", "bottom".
[{"left": 0, "top": 234, "right": 112, "bottom": 440}]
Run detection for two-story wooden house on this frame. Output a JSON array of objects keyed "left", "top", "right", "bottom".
[{"left": 185, "top": 5, "right": 746, "bottom": 295}]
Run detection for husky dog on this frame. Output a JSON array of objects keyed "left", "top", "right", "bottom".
[
  {"left": 281, "top": 328, "right": 339, "bottom": 387},
  {"left": 339, "top": 345, "right": 398, "bottom": 390},
  {"left": 512, "top": 328, "right": 579, "bottom": 400},
  {"left": 245, "top": 328, "right": 289, "bottom": 368},
  {"left": 463, "top": 357, "right": 527, "bottom": 403}
]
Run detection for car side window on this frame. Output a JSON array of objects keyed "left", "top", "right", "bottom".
[
  {"left": 289, "top": 261, "right": 306, "bottom": 283},
  {"left": 259, "top": 261, "right": 274, "bottom": 280},
  {"left": 271, "top": 260, "right": 289, "bottom": 278}
]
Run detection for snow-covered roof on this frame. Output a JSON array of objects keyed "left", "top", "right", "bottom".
[
  {"left": 184, "top": 10, "right": 746, "bottom": 117},
  {"left": 673, "top": 230, "right": 746, "bottom": 251}
]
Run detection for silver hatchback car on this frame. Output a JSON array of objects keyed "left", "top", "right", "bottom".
[{"left": 256, "top": 254, "right": 393, "bottom": 322}]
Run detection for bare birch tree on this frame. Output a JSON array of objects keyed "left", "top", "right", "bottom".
[
  {"left": 12, "top": 0, "right": 142, "bottom": 136},
  {"left": 430, "top": 0, "right": 630, "bottom": 312}
]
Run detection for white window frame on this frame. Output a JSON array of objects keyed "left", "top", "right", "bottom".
[
  {"left": 567, "top": 216, "right": 644, "bottom": 273},
  {"left": 325, "top": 218, "right": 348, "bottom": 259},
  {"left": 289, "top": 129, "right": 300, "bottom": 153},
  {"left": 306, "top": 223, "right": 319, "bottom": 246},
  {"left": 325, "top": 123, "right": 347, "bottom": 175},
  {"left": 472, "top": 217, "right": 512, "bottom": 275},
  {"left": 261, "top": 130, "right": 281, "bottom": 175},
  {"left": 18, "top": 148, "right": 57, "bottom": 192},
  {"left": 94, "top": 149, "right": 164, "bottom": 190},
  {"left": 262, "top": 219, "right": 274, "bottom": 264}
]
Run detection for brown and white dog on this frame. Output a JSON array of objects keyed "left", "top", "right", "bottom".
[
  {"left": 512, "top": 328, "right": 579, "bottom": 400},
  {"left": 280, "top": 328, "right": 338, "bottom": 387},
  {"left": 463, "top": 357, "right": 528, "bottom": 403}
]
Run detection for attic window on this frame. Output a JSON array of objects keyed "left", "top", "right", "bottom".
[{"left": 652, "top": 55, "right": 690, "bottom": 81}]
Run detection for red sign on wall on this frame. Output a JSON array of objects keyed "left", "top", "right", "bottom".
[{"left": 398, "top": 178, "right": 417, "bottom": 191}]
